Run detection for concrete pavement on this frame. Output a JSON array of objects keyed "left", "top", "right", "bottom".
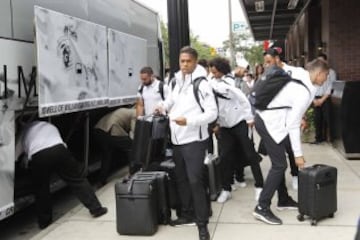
[{"left": 30, "top": 142, "right": 360, "bottom": 240}]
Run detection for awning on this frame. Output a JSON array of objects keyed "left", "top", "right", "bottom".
[{"left": 238, "top": 0, "right": 310, "bottom": 41}]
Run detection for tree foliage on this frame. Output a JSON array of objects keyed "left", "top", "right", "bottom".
[
  {"left": 244, "top": 44, "right": 264, "bottom": 69},
  {"left": 222, "top": 32, "right": 264, "bottom": 69},
  {"left": 160, "top": 21, "right": 170, "bottom": 68},
  {"left": 160, "top": 21, "right": 217, "bottom": 67},
  {"left": 190, "top": 33, "right": 218, "bottom": 60}
]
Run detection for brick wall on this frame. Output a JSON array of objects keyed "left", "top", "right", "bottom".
[
  {"left": 286, "top": 0, "right": 360, "bottom": 80},
  {"left": 328, "top": 0, "right": 360, "bottom": 81}
]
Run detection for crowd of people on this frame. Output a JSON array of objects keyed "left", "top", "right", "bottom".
[{"left": 15, "top": 45, "right": 335, "bottom": 240}]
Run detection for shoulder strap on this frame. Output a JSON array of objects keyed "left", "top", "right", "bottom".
[
  {"left": 138, "top": 84, "right": 144, "bottom": 95},
  {"left": 158, "top": 81, "right": 165, "bottom": 100},
  {"left": 265, "top": 79, "right": 311, "bottom": 110},
  {"left": 171, "top": 77, "right": 176, "bottom": 90},
  {"left": 192, "top": 77, "right": 207, "bottom": 112},
  {"left": 225, "top": 74, "right": 235, "bottom": 80},
  {"left": 213, "top": 90, "right": 230, "bottom": 100},
  {"left": 291, "top": 78, "right": 310, "bottom": 93}
]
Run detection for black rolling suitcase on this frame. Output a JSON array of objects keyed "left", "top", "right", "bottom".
[
  {"left": 131, "top": 115, "right": 169, "bottom": 170},
  {"left": 297, "top": 164, "right": 337, "bottom": 226},
  {"left": 158, "top": 160, "right": 181, "bottom": 214},
  {"left": 130, "top": 118, "right": 152, "bottom": 167},
  {"left": 115, "top": 177, "right": 158, "bottom": 235},
  {"left": 134, "top": 171, "right": 171, "bottom": 225},
  {"left": 207, "top": 157, "right": 222, "bottom": 201},
  {"left": 146, "top": 115, "right": 169, "bottom": 166}
]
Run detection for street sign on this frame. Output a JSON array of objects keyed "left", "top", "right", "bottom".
[{"left": 232, "top": 21, "right": 247, "bottom": 33}]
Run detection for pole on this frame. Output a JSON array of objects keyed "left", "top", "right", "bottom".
[
  {"left": 228, "top": 0, "right": 236, "bottom": 68},
  {"left": 167, "top": 0, "right": 190, "bottom": 78}
]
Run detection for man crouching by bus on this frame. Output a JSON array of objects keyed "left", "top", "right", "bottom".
[{"left": 17, "top": 121, "right": 107, "bottom": 229}]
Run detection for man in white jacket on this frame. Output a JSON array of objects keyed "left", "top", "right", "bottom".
[
  {"left": 157, "top": 46, "right": 217, "bottom": 240},
  {"left": 253, "top": 59, "right": 329, "bottom": 225},
  {"left": 208, "top": 57, "right": 264, "bottom": 203}
]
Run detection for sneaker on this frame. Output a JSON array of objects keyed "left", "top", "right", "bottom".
[
  {"left": 234, "top": 179, "right": 247, "bottom": 188},
  {"left": 292, "top": 176, "right": 298, "bottom": 190},
  {"left": 198, "top": 224, "right": 210, "bottom": 240},
  {"left": 90, "top": 207, "right": 108, "bottom": 218},
  {"left": 165, "top": 148, "right": 173, "bottom": 158},
  {"left": 170, "top": 217, "right": 195, "bottom": 226},
  {"left": 277, "top": 197, "right": 298, "bottom": 211},
  {"left": 255, "top": 187, "right": 262, "bottom": 201},
  {"left": 204, "top": 153, "right": 216, "bottom": 165},
  {"left": 253, "top": 205, "right": 282, "bottom": 225},
  {"left": 216, "top": 190, "right": 232, "bottom": 203},
  {"left": 38, "top": 216, "right": 52, "bottom": 230}
]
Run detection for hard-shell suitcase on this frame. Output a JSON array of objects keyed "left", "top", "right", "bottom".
[
  {"left": 207, "top": 157, "right": 222, "bottom": 201},
  {"left": 115, "top": 177, "right": 158, "bottom": 235},
  {"left": 131, "top": 115, "right": 169, "bottom": 169},
  {"left": 130, "top": 118, "right": 152, "bottom": 166},
  {"left": 134, "top": 171, "right": 171, "bottom": 224},
  {"left": 146, "top": 115, "right": 169, "bottom": 166},
  {"left": 297, "top": 164, "right": 337, "bottom": 226},
  {"left": 158, "top": 160, "right": 181, "bottom": 213}
]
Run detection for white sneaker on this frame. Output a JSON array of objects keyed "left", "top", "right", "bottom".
[
  {"left": 255, "top": 187, "right": 263, "bottom": 201},
  {"left": 234, "top": 179, "right": 247, "bottom": 188},
  {"left": 231, "top": 184, "right": 237, "bottom": 191},
  {"left": 165, "top": 148, "right": 173, "bottom": 157},
  {"left": 204, "top": 153, "right": 215, "bottom": 165},
  {"left": 292, "top": 176, "right": 298, "bottom": 190},
  {"left": 217, "top": 190, "right": 232, "bottom": 203}
]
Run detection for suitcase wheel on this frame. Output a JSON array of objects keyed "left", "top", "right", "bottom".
[
  {"left": 328, "top": 213, "right": 334, "bottom": 218},
  {"left": 297, "top": 214, "right": 305, "bottom": 222},
  {"left": 311, "top": 219, "right": 317, "bottom": 226}
]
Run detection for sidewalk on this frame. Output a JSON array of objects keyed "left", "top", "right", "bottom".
[{"left": 30, "top": 142, "right": 360, "bottom": 240}]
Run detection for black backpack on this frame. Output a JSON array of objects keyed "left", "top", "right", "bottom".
[
  {"left": 170, "top": 76, "right": 207, "bottom": 112},
  {"left": 250, "top": 66, "right": 309, "bottom": 110},
  {"left": 139, "top": 81, "right": 165, "bottom": 100},
  {"left": 170, "top": 76, "right": 230, "bottom": 113}
]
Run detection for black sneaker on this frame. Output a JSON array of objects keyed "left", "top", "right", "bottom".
[
  {"left": 90, "top": 207, "right": 108, "bottom": 218},
  {"left": 277, "top": 197, "right": 298, "bottom": 211},
  {"left": 38, "top": 219, "right": 52, "bottom": 229},
  {"left": 198, "top": 224, "right": 210, "bottom": 240},
  {"left": 169, "top": 217, "right": 195, "bottom": 226},
  {"left": 253, "top": 205, "right": 282, "bottom": 225}
]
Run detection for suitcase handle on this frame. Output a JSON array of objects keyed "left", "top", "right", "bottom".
[
  {"left": 128, "top": 176, "right": 156, "bottom": 194},
  {"left": 127, "top": 178, "right": 135, "bottom": 194},
  {"left": 141, "top": 114, "right": 168, "bottom": 121},
  {"left": 312, "top": 164, "right": 327, "bottom": 168}
]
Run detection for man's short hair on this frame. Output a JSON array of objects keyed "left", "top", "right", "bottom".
[
  {"left": 306, "top": 59, "right": 330, "bottom": 73},
  {"left": 263, "top": 48, "right": 280, "bottom": 57},
  {"left": 317, "top": 53, "right": 328, "bottom": 61},
  {"left": 140, "top": 66, "right": 153, "bottom": 75},
  {"left": 179, "top": 46, "right": 198, "bottom": 60}
]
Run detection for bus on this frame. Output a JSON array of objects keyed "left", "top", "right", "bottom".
[{"left": 0, "top": 0, "right": 164, "bottom": 221}]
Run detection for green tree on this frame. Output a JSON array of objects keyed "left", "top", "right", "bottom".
[
  {"left": 244, "top": 44, "right": 264, "bottom": 69},
  {"left": 160, "top": 21, "right": 218, "bottom": 67},
  {"left": 160, "top": 21, "right": 170, "bottom": 68},
  {"left": 222, "top": 32, "right": 251, "bottom": 53},
  {"left": 222, "top": 32, "right": 264, "bottom": 68},
  {"left": 190, "top": 33, "right": 218, "bottom": 60}
]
